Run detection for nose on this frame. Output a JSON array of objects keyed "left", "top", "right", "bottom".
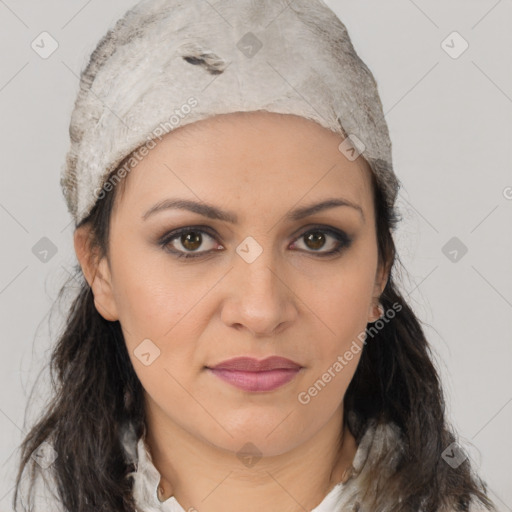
[{"left": 220, "top": 245, "right": 298, "bottom": 338}]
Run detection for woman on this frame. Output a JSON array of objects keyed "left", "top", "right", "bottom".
[{"left": 14, "top": 0, "right": 496, "bottom": 511}]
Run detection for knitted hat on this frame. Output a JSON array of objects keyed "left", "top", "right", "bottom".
[{"left": 60, "top": 0, "right": 401, "bottom": 227}]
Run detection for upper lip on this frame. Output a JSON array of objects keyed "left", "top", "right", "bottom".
[{"left": 208, "top": 356, "right": 302, "bottom": 372}]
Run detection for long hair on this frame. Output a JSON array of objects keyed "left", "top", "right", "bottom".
[{"left": 13, "top": 153, "right": 495, "bottom": 512}]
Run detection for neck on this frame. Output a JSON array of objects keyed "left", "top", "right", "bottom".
[{"left": 144, "top": 403, "right": 358, "bottom": 512}]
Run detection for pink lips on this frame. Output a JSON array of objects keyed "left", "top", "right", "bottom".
[{"left": 206, "top": 356, "right": 302, "bottom": 392}]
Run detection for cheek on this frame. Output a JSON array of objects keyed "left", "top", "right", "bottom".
[
  {"left": 300, "top": 250, "right": 377, "bottom": 400},
  {"left": 116, "top": 267, "right": 205, "bottom": 415},
  {"left": 108, "top": 243, "right": 210, "bottom": 390},
  {"left": 310, "top": 263, "right": 376, "bottom": 346},
  {"left": 115, "top": 277, "right": 178, "bottom": 341},
  {"left": 109, "top": 237, "right": 189, "bottom": 340},
  {"left": 296, "top": 282, "right": 368, "bottom": 421}
]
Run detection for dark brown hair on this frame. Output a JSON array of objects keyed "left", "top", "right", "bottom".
[{"left": 14, "top": 151, "right": 496, "bottom": 512}]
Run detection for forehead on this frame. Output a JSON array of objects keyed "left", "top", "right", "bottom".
[{"left": 115, "top": 111, "right": 374, "bottom": 217}]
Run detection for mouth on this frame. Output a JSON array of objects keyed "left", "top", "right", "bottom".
[{"left": 205, "top": 356, "right": 303, "bottom": 392}]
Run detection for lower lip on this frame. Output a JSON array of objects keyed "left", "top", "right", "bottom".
[{"left": 207, "top": 368, "right": 301, "bottom": 392}]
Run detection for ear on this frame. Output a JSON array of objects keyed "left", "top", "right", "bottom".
[
  {"left": 367, "top": 258, "right": 390, "bottom": 323},
  {"left": 73, "top": 224, "right": 119, "bottom": 322}
]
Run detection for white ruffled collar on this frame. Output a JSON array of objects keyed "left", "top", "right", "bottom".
[{"left": 121, "top": 418, "right": 391, "bottom": 512}]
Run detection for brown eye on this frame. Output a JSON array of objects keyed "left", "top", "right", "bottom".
[
  {"left": 160, "top": 227, "right": 220, "bottom": 258},
  {"left": 180, "top": 231, "right": 203, "bottom": 251},
  {"left": 291, "top": 228, "right": 351, "bottom": 256},
  {"left": 304, "top": 231, "right": 327, "bottom": 251}
]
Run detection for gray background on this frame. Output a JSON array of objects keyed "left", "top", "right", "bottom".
[{"left": 1, "top": 0, "right": 511, "bottom": 510}]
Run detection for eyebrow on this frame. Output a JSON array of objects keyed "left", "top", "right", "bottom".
[{"left": 142, "top": 197, "right": 365, "bottom": 223}]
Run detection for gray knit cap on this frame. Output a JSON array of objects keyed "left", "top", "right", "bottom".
[{"left": 61, "top": 0, "right": 400, "bottom": 227}]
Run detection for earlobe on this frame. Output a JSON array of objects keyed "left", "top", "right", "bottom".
[
  {"left": 368, "top": 261, "right": 390, "bottom": 323},
  {"left": 367, "top": 298, "right": 380, "bottom": 323},
  {"left": 73, "top": 226, "right": 119, "bottom": 322},
  {"left": 368, "top": 301, "right": 384, "bottom": 323}
]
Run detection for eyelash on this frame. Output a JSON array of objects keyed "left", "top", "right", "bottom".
[{"left": 158, "top": 225, "right": 353, "bottom": 260}]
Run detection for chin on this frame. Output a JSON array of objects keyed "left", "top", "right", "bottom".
[{"left": 197, "top": 418, "right": 309, "bottom": 458}]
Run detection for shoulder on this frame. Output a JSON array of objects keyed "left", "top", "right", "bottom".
[{"left": 338, "top": 416, "right": 495, "bottom": 512}]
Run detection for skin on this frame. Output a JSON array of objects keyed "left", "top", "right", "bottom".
[{"left": 74, "top": 111, "right": 389, "bottom": 512}]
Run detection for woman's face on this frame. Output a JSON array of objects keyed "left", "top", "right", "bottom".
[{"left": 77, "top": 111, "right": 388, "bottom": 457}]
